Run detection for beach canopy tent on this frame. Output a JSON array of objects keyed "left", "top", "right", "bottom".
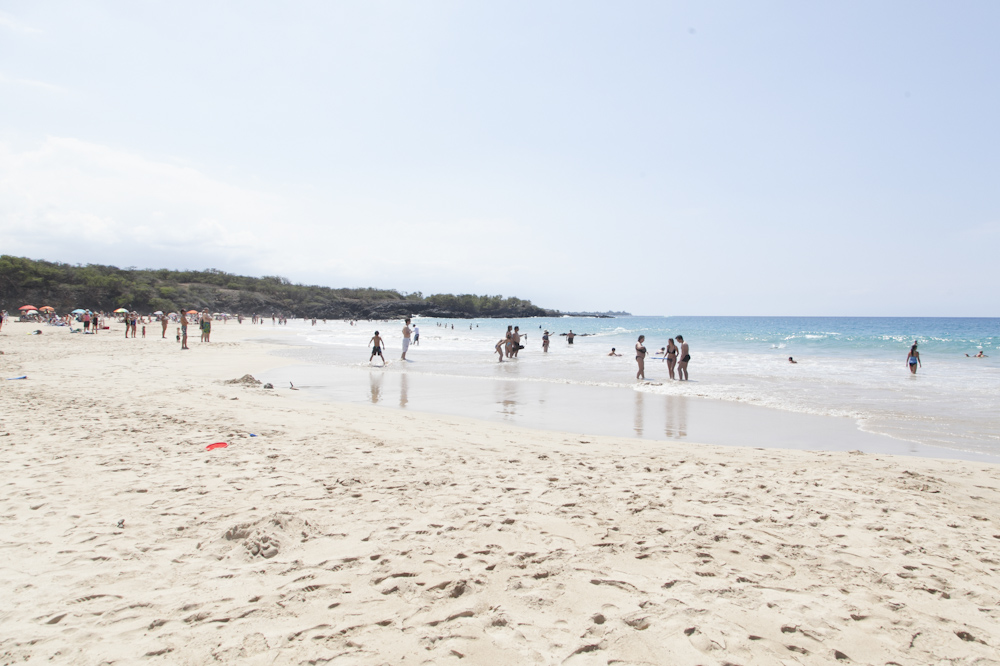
[
  {"left": 113, "top": 308, "right": 129, "bottom": 313},
  {"left": 153, "top": 311, "right": 163, "bottom": 315},
  {"left": 71, "top": 309, "right": 87, "bottom": 314},
  {"left": 18, "top": 305, "right": 36, "bottom": 311}
]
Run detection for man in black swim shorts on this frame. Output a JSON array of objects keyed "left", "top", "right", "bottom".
[
  {"left": 676, "top": 335, "right": 690, "bottom": 380},
  {"left": 369, "top": 331, "right": 386, "bottom": 365}
]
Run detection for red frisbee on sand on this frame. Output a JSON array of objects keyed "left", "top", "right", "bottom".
[{"left": 206, "top": 442, "right": 228, "bottom": 451}]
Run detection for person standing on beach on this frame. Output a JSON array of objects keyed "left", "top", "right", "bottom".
[
  {"left": 635, "top": 335, "right": 648, "bottom": 380},
  {"left": 495, "top": 338, "right": 506, "bottom": 362},
  {"left": 401, "top": 318, "right": 412, "bottom": 360},
  {"left": 370, "top": 331, "right": 385, "bottom": 365},
  {"left": 202, "top": 309, "right": 212, "bottom": 342},
  {"left": 567, "top": 330, "right": 575, "bottom": 345},
  {"left": 505, "top": 325, "right": 513, "bottom": 357},
  {"left": 511, "top": 326, "right": 522, "bottom": 358},
  {"left": 906, "top": 344, "right": 921, "bottom": 374},
  {"left": 180, "top": 311, "right": 189, "bottom": 350},
  {"left": 161, "top": 314, "right": 169, "bottom": 338},
  {"left": 676, "top": 335, "right": 689, "bottom": 380},
  {"left": 542, "top": 330, "right": 550, "bottom": 353},
  {"left": 666, "top": 338, "right": 678, "bottom": 380},
  {"left": 413, "top": 324, "right": 420, "bottom": 346}
]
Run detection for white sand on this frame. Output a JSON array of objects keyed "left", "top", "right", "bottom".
[{"left": 2, "top": 321, "right": 999, "bottom": 664}]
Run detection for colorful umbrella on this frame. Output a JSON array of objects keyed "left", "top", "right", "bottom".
[
  {"left": 114, "top": 308, "right": 128, "bottom": 313},
  {"left": 39, "top": 306, "right": 55, "bottom": 312},
  {"left": 71, "top": 309, "right": 87, "bottom": 314},
  {"left": 18, "top": 305, "right": 36, "bottom": 311},
  {"left": 186, "top": 310, "right": 198, "bottom": 314}
]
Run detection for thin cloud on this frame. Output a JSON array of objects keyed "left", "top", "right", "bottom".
[
  {"left": 0, "top": 137, "right": 565, "bottom": 293},
  {"left": 0, "top": 11, "right": 41, "bottom": 34},
  {"left": 0, "top": 71, "right": 65, "bottom": 93}
]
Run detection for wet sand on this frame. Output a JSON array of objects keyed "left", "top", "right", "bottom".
[{"left": 259, "top": 361, "right": 1000, "bottom": 462}]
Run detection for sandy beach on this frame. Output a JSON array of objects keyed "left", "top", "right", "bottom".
[{"left": 2, "top": 321, "right": 999, "bottom": 665}]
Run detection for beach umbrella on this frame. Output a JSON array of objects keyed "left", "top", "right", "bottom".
[
  {"left": 18, "top": 305, "right": 36, "bottom": 311},
  {"left": 39, "top": 306, "right": 55, "bottom": 312},
  {"left": 153, "top": 310, "right": 164, "bottom": 315},
  {"left": 114, "top": 308, "right": 128, "bottom": 313},
  {"left": 71, "top": 309, "right": 86, "bottom": 314},
  {"left": 186, "top": 310, "right": 198, "bottom": 314},
  {"left": 23, "top": 309, "right": 38, "bottom": 315}
]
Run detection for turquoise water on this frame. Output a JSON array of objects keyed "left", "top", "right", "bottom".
[{"left": 269, "top": 316, "right": 1000, "bottom": 459}]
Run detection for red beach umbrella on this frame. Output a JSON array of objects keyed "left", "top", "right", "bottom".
[
  {"left": 19, "top": 305, "right": 37, "bottom": 311},
  {"left": 39, "top": 306, "right": 55, "bottom": 312}
]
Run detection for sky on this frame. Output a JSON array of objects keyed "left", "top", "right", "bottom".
[{"left": 1, "top": 2, "right": 997, "bottom": 316}]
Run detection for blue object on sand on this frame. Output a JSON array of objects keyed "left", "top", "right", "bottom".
[
  {"left": 249, "top": 434, "right": 257, "bottom": 437},
  {"left": 6, "top": 376, "right": 27, "bottom": 380}
]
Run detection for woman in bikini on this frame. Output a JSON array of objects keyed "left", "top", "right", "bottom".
[
  {"left": 906, "top": 344, "right": 921, "bottom": 374},
  {"left": 665, "top": 337, "right": 678, "bottom": 380},
  {"left": 635, "top": 335, "right": 648, "bottom": 380}
]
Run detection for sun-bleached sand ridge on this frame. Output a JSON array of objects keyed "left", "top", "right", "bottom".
[{"left": 1, "top": 322, "right": 999, "bottom": 664}]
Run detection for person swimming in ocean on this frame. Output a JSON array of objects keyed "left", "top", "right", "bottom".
[
  {"left": 788, "top": 356, "right": 797, "bottom": 364},
  {"left": 609, "top": 348, "right": 621, "bottom": 356}
]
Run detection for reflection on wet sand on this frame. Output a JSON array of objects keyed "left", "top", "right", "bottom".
[
  {"left": 369, "top": 372, "right": 383, "bottom": 404},
  {"left": 665, "top": 394, "right": 687, "bottom": 439},
  {"left": 634, "top": 390, "right": 644, "bottom": 437},
  {"left": 400, "top": 372, "right": 409, "bottom": 408},
  {"left": 497, "top": 381, "right": 518, "bottom": 419}
]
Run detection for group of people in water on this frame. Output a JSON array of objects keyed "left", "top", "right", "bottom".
[
  {"left": 632, "top": 334, "right": 690, "bottom": 381},
  {"left": 368, "top": 318, "right": 420, "bottom": 365},
  {"left": 364, "top": 320, "right": 695, "bottom": 382}
]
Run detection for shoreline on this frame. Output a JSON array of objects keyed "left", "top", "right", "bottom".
[
  {"left": 258, "top": 359, "right": 1000, "bottom": 464},
  {"left": 2, "top": 322, "right": 1000, "bottom": 663},
  {"left": 254, "top": 326, "right": 1000, "bottom": 465}
]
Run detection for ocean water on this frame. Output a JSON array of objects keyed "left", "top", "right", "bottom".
[{"left": 260, "top": 316, "right": 1000, "bottom": 460}]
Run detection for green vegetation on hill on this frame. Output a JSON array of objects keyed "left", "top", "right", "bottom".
[{"left": 0, "top": 255, "right": 556, "bottom": 319}]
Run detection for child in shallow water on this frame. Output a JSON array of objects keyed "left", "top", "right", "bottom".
[{"left": 369, "top": 331, "right": 385, "bottom": 365}]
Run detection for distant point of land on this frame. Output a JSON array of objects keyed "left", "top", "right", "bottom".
[{"left": 562, "top": 310, "right": 631, "bottom": 318}]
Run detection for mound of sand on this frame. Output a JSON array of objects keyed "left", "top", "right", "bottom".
[{"left": 224, "top": 374, "right": 262, "bottom": 386}]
